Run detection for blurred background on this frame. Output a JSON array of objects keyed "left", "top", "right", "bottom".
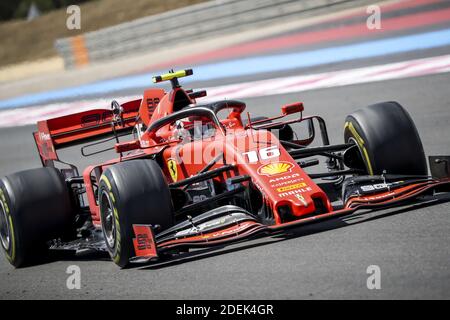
[{"left": 1, "top": 0, "right": 450, "bottom": 124}]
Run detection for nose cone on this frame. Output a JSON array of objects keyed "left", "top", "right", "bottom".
[{"left": 226, "top": 129, "right": 332, "bottom": 223}]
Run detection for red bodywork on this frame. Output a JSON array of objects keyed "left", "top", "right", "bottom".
[
  {"left": 34, "top": 86, "right": 330, "bottom": 225},
  {"left": 32, "top": 82, "right": 450, "bottom": 261}
]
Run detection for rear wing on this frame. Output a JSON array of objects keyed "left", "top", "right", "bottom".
[{"left": 33, "top": 99, "right": 141, "bottom": 165}]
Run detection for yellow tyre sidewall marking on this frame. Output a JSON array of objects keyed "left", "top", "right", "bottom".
[
  {"left": 0, "top": 188, "right": 15, "bottom": 262},
  {"left": 100, "top": 175, "right": 121, "bottom": 264},
  {"left": 344, "top": 121, "right": 374, "bottom": 175}
]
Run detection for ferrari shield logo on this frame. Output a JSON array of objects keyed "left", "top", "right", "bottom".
[{"left": 167, "top": 159, "right": 178, "bottom": 182}]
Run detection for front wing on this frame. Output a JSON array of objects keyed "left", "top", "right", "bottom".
[{"left": 130, "top": 177, "right": 450, "bottom": 264}]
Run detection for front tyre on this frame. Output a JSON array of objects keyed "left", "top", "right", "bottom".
[
  {"left": 344, "top": 101, "right": 427, "bottom": 176},
  {"left": 99, "top": 160, "right": 174, "bottom": 268}
]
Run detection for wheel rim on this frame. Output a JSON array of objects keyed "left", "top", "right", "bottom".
[
  {"left": 100, "top": 190, "right": 116, "bottom": 249},
  {"left": 0, "top": 200, "right": 11, "bottom": 252}
]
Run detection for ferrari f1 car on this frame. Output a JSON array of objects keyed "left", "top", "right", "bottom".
[{"left": 1, "top": 69, "right": 450, "bottom": 268}]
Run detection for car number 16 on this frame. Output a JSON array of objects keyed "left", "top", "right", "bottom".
[{"left": 242, "top": 146, "right": 280, "bottom": 163}]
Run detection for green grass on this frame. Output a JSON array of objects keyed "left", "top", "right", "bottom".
[{"left": 0, "top": 0, "right": 206, "bottom": 67}]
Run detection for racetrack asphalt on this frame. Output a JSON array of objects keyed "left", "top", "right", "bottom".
[
  {"left": 0, "top": 0, "right": 450, "bottom": 300},
  {"left": 0, "top": 70, "right": 449, "bottom": 300}
]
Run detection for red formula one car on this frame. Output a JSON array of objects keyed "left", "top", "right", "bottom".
[{"left": 1, "top": 69, "right": 450, "bottom": 268}]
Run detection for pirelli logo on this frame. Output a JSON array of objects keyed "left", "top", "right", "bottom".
[{"left": 276, "top": 182, "right": 307, "bottom": 193}]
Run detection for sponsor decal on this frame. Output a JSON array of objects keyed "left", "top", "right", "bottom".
[
  {"left": 295, "top": 194, "right": 308, "bottom": 207},
  {"left": 227, "top": 121, "right": 236, "bottom": 128},
  {"left": 140, "top": 139, "right": 150, "bottom": 148},
  {"left": 360, "top": 183, "right": 388, "bottom": 192},
  {"left": 269, "top": 173, "right": 300, "bottom": 183},
  {"left": 360, "top": 192, "right": 396, "bottom": 201},
  {"left": 278, "top": 186, "right": 313, "bottom": 198},
  {"left": 175, "top": 215, "right": 242, "bottom": 238},
  {"left": 39, "top": 132, "right": 51, "bottom": 142},
  {"left": 202, "top": 221, "right": 253, "bottom": 239},
  {"left": 271, "top": 179, "right": 303, "bottom": 188},
  {"left": 269, "top": 173, "right": 303, "bottom": 187},
  {"left": 135, "top": 232, "right": 153, "bottom": 251},
  {"left": 132, "top": 225, "right": 157, "bottom": 258},
  {"left": 276, "top": 182, "right": 307, "bottom": 193},
  {"left": 167, "top": 158, "right": 178, "bottom": 182},
  {"left": 257, "top": 161, "right": 294, "bottom": 176}
]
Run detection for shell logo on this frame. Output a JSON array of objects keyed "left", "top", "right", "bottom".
[{"left": 257, "top": 161, "right": 294, "bottom": 176}]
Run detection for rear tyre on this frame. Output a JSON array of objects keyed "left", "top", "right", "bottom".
[
  {"left": 0, "top": 167, "right": 73, "bottom": 267},
  {"left": 98, "top": 160, "right": 174, "bottom": 268},
  {"left": 344, "top": 101, "right": 427, "bottom": 175}
]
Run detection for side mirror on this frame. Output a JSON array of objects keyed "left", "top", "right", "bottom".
[
  {"left": 115, "top": 140, "right": 141, "bottom": 154},
  {"left": 281, "top": 102, "right": 304, "bottom": 115}
]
